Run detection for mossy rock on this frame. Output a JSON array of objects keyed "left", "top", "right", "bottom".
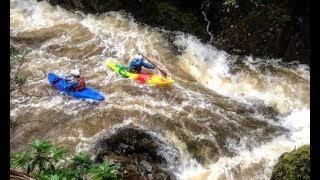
[{"left": 270, "top": 145, "right": 310, "bottom": 180}]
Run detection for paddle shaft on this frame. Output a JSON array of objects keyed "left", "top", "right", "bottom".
[{"left": 140, "top": 53, "right": 167, "bottom": 77}]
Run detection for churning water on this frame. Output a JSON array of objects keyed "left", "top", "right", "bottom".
[{"left": 10, "top": 0, "right": 309, "bottom": 179}]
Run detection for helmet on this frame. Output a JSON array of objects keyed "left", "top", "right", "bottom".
[
  {"left": 133, "top": 53, "right": 142, "bottom": 60},
  {"left": 71, "top": 69, "right": 80, "bottom": 76}
]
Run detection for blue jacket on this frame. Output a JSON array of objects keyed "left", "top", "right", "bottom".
[
  {"left": 64, "top": 77, "right": 80, "bottom": 90},
  {"left": 130, "top": 58, "right": 155, "bottom": 72}
]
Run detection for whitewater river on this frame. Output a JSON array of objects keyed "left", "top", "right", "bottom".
[{"left": 10, "top": 0, "right": 310, "bottom": 179}]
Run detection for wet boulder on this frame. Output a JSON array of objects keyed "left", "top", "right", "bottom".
[
  {"left": 270, "top": 145, "right": 310, "bottom": 180},
  {"left": 93, "top": 127, "right": 179, "bottom": 179}
]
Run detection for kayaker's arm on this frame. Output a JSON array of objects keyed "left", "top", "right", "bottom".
[
  {"left": 141, "top": 59, "right": 155, "bottom": 69},
  {"left": 136, "top": 59, "right": 143, "bottom": 67},
  {"left": 64, "top": 79, "right": 79, "bottom": 90}
]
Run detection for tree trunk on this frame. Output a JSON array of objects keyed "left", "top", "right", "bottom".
[{"left": 10, "top": 169, "right": 35, "bottom": 180}]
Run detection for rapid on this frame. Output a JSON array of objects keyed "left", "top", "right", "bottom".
[{"left": 10, "top": 0, "right": 310, "bottom": 179}]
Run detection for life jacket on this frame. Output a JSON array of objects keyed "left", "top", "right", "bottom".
[
  {"left": 73, "top": 77, "right": 86, "bottom": 91},
  {"left": 130, "top": 59, "right": 140, "bottom": 69},
  {"left": 130, "top": 59, "right": 143, "bottom": 72}
]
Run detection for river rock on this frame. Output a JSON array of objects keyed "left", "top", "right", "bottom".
[
  {"left": 93, "top": 127, "right": 178, "bottom": 179},
  {"left": 270, "top": 145, "right": 310, "bottom": 180}
]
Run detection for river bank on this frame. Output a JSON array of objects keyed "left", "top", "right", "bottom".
[{"left": 37, "top": 0, "right": 310, "bottom": 65}]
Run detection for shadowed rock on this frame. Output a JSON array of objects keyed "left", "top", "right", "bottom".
[
  {"left": 93, "top": 127, "right": 179, "bottom": 180},
  {"left": 37, "top": 0, "right": 309, "bottom": 65}
]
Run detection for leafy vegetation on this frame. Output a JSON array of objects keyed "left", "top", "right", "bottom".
[
  {"left": 89, "top": 161, "right": 120, "bottom": 180},
  {"left": 267, "top": 4, "right": 290, "bottom": 23},
  {"left": 271, "top": 145, "right": 310, "bottom": 180},
  {"left": 10, "top": 44, "right": 30, "bottom": 94},
  {"left": 154, "top": 1, "right": 206, "bottom": 36},
  {"left": 223, "top": 0, "right": 262, "bottom": 10},
  {"left": 223, "top": 0, "right": 237, "bottom": 8},
  {"left": 10, "top": 44, "right": 31, "bottom": 139},
  {"left": 10, "top": 43, "right": 46, "bottom": 139},
  {"left": 11, "top": 139, "right": 120, "bottom": 179}
]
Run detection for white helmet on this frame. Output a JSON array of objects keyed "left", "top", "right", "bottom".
[
  {"left": 133, "top": 53, "right": 142, "bottom": 60},
  {"left": 71, "top": 69, "right": 80, "bottom": 76}
]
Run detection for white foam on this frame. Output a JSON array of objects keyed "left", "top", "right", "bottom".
[
  {"left": 174, "top": 33, "right": 309, "bottom": 114},
  {"left": 280, "top": 108, "right": 310, "bottom": 144},
  {"left": 176, "top": 108, "right": 309, "bottom": 180},
  {"left": 172, "top": 32, "right": 310, "bottom": 178},
  {"left": 10, "top": 0, "right": 81, "bottom": 35}
]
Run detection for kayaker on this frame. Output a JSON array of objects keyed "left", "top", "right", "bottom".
[
  {"left": 64, "top": 68, "right": 86, "bottom": 91},
  {"left": 129, "top": 53, "right": 155, "bottom": 73}
]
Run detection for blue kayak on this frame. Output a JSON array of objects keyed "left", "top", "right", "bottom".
[{"left": 48, "top": 73, "right": 105, "bottom": 101}]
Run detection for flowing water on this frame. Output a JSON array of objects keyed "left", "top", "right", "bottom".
[
  {"left": 201, "top": 0, "right": 214, "bottom": 43},
  {"left": 10, "top": 0, "right": 310, "bottom": 179}
]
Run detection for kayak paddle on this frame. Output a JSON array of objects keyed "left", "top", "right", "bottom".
[{"left": 139, "top": 53, "right": 168, "bottom": 77}]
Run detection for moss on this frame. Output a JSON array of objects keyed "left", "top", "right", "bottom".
[
  {"left": 271, "top": 145, "right": 310, "bottom": 180},
  {"left": 267, "top": 4, "right": 291, "bottom": 23},
  {"left": 154, "top": 1, "right": 207, "bottom": 39}
]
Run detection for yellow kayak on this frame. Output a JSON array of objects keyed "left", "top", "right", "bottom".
[{"left": 106, "top": 61, "right": 174, "bottom": 86}]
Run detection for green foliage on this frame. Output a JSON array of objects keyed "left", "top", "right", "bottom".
[
  {"left": 10, "top": 139, "right": 120, "bottom": 179},
  {"left": 21, "top": 140, "right": 67, "bottom": 174},
  {"left": 12, "top": 48, "right": 29, "bottom": 61},
  {"left": 271, "top": 145, "right": 310, "bottom": 180},
  {"left": 10, "top": 150, "right": 31, "bottom": 171},
  {"left": 14, "top": 75, "right": 27, "bottom": 86},
  {"left": 10, "top": 44, "right": 33, "bottom": 139},
  {"left": 50, "top": 146, "right": 68, "bottom": 162},
  {"left": 70, "top": 152, "right": 93, "bottom": 169},
  {"left": 10, "top": 45, "right": 30, "bottom": 91},
  {"left": 90, "top": 160, "right": 121, "bottom": 180},
  {"left": 268, "top": 5, "right": 290, "bottom": 23},
  {"left": 68, "top": 153, "right": 94, "bottom": 179},
  {"left": 11, "top": 140, "right": 67, "bottom": 176},
  {"left": 223, "top": 0, "right": 237, "bottom": 8},
  {"left": 223, "top": 0, "right": 262, "bottom": 10},
  {"left": 39, "top": 173, "right": 69, "bottom": 180},
  {"left": 10, "top": 44, "right": 29, "bottom": 92},
  {"left": 10, "top": 47, "right": 30, "bottom": 67},
  {"left": 154, "top": 1, "right": 206, "bottom": 37}
]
